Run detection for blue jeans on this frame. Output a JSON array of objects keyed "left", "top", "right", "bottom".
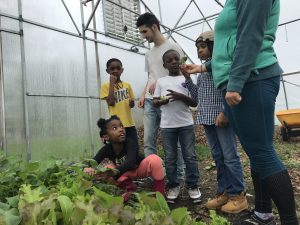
[
  {"left": 143, "top": 98, "right": 185, "bottom": 180},
  {"left": 161, "top": 125, "right": 200, "bottom": 188},
  {"left": 224, "top": 76, "right": 285, "bottom": 179},
  {"left": 203, "top": 124, "right": 245, "bottom": 196}
]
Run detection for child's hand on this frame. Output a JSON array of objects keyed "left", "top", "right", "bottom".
[
  {"left": 109, "top": 75, "right": 118, "bottom": 84},
  {"left": 106, "top": 177, "right": 118, "bottom": 185},
  {"left": 84, "top": 167, "right": 96, "bottom": 176},
  {"left": 166, "top": 89, "right": 185, "bottom": 101},
  {"left": 129, "top": 98, "right": 135, "bottom": 108},
  {"left": 215, "top": 112, "right": 228, "bottom": 128},
  {"left": 95, "top": 169, "right": 118, "bottom": 182}
]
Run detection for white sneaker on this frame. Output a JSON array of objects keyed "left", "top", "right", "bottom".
[
  {"left": 166, "top": 186, "right": 180, "bottom": 200},
  {"left": 188, "top": 188, "right": 201, "bottom": 199}
]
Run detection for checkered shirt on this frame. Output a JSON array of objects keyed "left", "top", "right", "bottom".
[{"left": 185, "top": 71, "right": 224, "bottom": 125}]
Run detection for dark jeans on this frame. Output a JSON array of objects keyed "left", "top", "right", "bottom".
[
  {"left": 204, "top": 124, "right": 245, "bottom": 196},
  {"left": 161, "top": 125, "right": 200, "bottom": 189},
  {"left": 143, "top": 99, "right": 185, "bottom": 179},
  {"left": 224, "top": 76, "right": 285, "bottom": 179}
]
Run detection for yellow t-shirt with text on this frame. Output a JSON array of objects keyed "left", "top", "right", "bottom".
[{"left": 100, "top": 81, "right": 135, "bottom": 127}]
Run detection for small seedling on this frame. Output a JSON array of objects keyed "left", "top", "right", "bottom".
[
  {"left": 160, "top": 96, "right": 170, "bottom": 101},
  {"left": 180, "top": 56, "right": 188, "bottom": 64}
]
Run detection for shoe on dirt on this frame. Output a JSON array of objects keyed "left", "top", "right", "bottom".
[
  {"left": 166, "top": 186, "right": 180, "bottom": 200},
  {"left": 206, "top": 192, "right": 229, "bottom": 209},
  {"left": 188, "top": 187, "right": 201, "bottom": 200},
  {"left": 241, "top": 212, "right": 277, "bottom": 225},
  {"left": 221, "top": 192, "right": 248, "bottom": 214}
]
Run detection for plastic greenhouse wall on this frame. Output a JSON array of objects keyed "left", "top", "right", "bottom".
[
  {"left": 1, "top": 0, "right": 300, "bottom": 161},
  {"left": 0, "top": 0, "right": 147, "bottom": 161}
]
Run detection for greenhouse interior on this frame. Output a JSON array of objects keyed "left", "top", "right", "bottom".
[
  {"left": 0, "top": 0, "right": 299, "bottom": 224},
  {"left": 0, "top": 0, "right": 299, "bottom": 161}
]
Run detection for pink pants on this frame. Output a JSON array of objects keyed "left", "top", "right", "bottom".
[{"left": 107, "top": 154, "right": 164, "bottom": 183}]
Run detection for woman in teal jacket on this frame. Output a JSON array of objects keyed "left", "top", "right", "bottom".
[{"left": 182, "top": 0, "right": 298, "bottom": 224}]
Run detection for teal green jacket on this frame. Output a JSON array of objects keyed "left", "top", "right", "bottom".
[{"left": 209, "top": 0, "right": 283, "bottom": 93}]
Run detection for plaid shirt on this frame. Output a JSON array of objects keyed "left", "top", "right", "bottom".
[{"left": 185, "top": 70, "right": 224, "bottom": 125}]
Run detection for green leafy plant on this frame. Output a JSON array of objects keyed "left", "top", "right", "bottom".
[
  {"left": 0, "top": 153, "right": 231, "bottom": 225},
  {"left": 180, "top": 56, "right": 188, "bottom": 64}
]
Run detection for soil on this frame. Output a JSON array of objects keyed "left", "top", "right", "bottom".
[{"left": 136, "top": 125, "right": 300, "bottom": 224}]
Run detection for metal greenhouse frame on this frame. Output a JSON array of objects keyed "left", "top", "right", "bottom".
[{"left": 0, "top": 0, "right": 299, "bottom": 161}]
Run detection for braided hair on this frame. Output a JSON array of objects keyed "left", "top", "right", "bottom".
[{"left": 97, "top": 115, "right": 120, "bottom": 144}]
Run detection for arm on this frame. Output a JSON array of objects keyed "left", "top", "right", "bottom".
[
  {"left": 148, "top": 80, "right": 157, "bottom": 95},
  {"left": 225, "top": 0, "right": 273, "bottom": 106},
  {"left": 128, "top": 84, "right": 135, "bottom": 108},
  {"left": 83, "top": 146, "right": 107, "bottom": 176},
  {"left": 167, "top": 89, "right": 197, "bottom": 107},
  {"left": 152, "top": 79, "right": 166, "bottom": 107},
  {"left": 139, "top": 55, "right": 150, "bottom": 108},
  {"left": 138, "top": 77, "right": 149, "bottom": 108},
  {"left": 114, "top": 140, "right": 139, "bottom": 178},
  {"left": 180, "top": 63, "right": 207, "bottom": 75},
  {"left": 227, "top": 0, "right": 274, "bottom": 93},
  {"left": 106, "top": 75, "right": 117, "bottom": 106},
  {"left": 184, "top": 76, "right": 198, "bottom": 103},
  {"left": 93, "top": 146, "right": 107, "bottom": 164}
]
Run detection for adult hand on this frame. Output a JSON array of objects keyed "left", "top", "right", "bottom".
[
  {"left": 83, "top": 167, "right": 96, "bottom": 176},
  {"left": 215, "top": 112, "right": 228, "bottom": 128},
  {"left": 180, "top": 66, "right": 191, "bottom": 80},
  {"left": 148, "top": 81, "right": 157, "bottom": 95},
  {"left": 225, "top": 91, "right": 242, "bottom": 107},
  {"left": 109, "top": 75, "right": 118, "bottom": 84},
  {"left": 138, "top": 95, "right": 145, "bottom": 108},
  {"left": 180, "top": 64, "right": 202, "bottom": 74}
]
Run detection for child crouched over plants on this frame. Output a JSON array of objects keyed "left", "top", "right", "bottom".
[{"left": 84, "top": 115, "right": 165, "bottom": 201}]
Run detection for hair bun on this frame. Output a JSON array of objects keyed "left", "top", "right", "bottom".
[{"left": 97, "top": 118, "right": 106, "bottom": 129}]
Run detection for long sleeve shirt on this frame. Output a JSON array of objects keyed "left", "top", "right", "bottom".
[
  {"left": 93, "top": 139, "right": 144, "bottom": 179},
  {"left": 185, "top": 70, "right": 224, "bottom": 125},
  {"left": 212, "top": 0, "right": 283, "bottom": 93}
]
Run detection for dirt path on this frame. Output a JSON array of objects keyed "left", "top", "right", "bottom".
[{"left": 137, "top": 126, "right": 300, "bottom": 224}]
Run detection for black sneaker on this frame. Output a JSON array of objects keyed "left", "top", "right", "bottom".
[{"left": 241, "top": 212, "right": 277, "bottom": 225}]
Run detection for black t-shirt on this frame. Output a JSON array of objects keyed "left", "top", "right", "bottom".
[{"left": 93, "top": 138, "right": 144, "bottom": 178}]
